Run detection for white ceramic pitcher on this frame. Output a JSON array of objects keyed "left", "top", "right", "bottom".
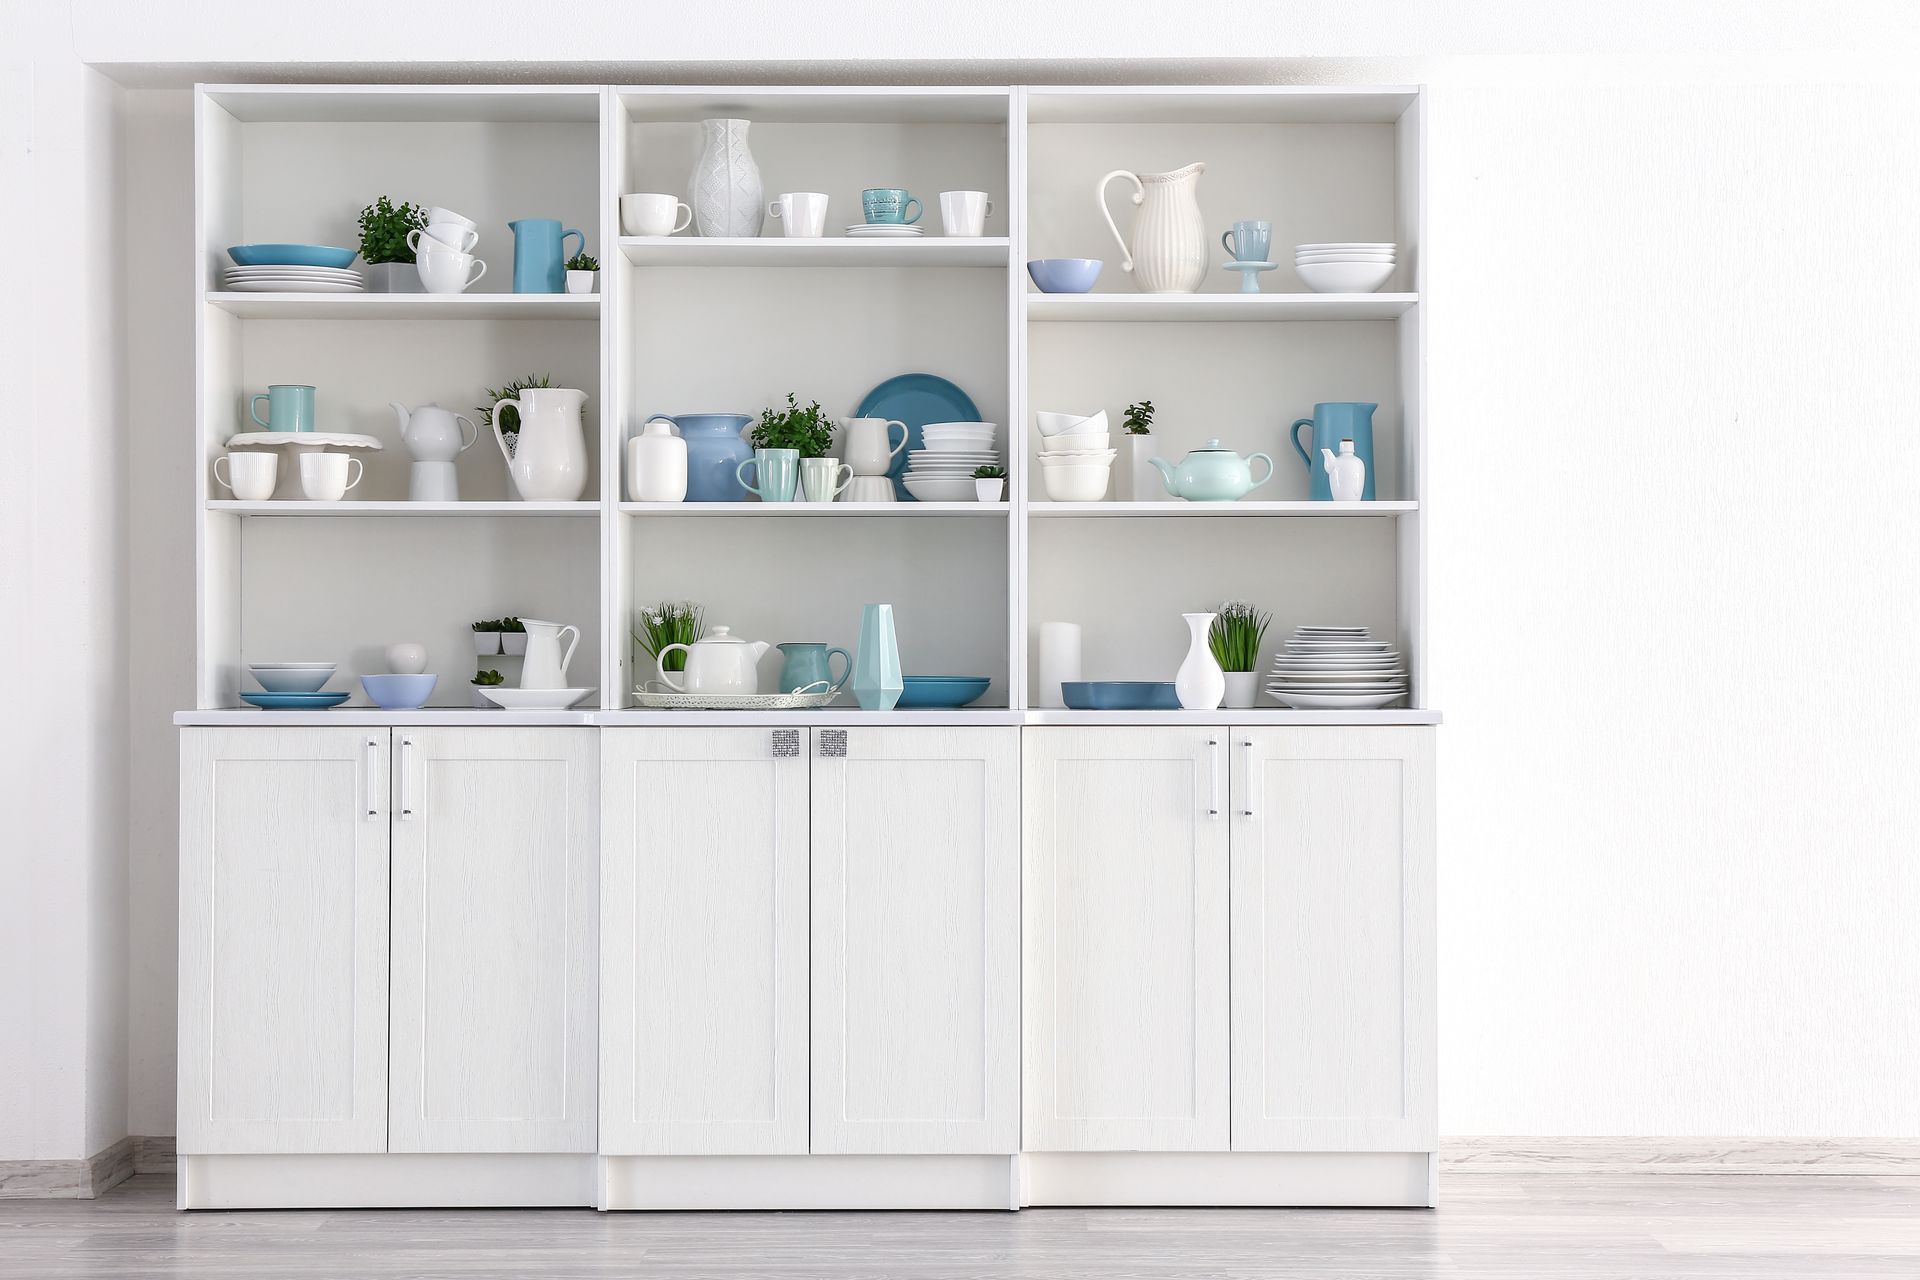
[
  {"left": 1096, "top": 161, "right": 1208, "bottom": 293},
  {"left": 493, "top": 387, "right": 589, "bottom": 501},
  {"left": 518, "top": 619, "right": 580, "bottom": 690}
]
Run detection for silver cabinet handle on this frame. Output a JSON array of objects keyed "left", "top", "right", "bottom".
[
  {"left": 365, "top": 738, "right": 380, "bottom": 818},
  {"left": 399, "top": 735, "right": 414, "bottom": 820},
  {"left": 1207, "top": 737, "right": 1221, "bottom": 818},
  {"left": 1241, "top": 739, "right": 1257, "bottom": 817},
  {"left": 818, "top": 729, "right": 848, "bottom": 759},
  {"left": 771, "top": 728, "right": 801, "bottom": 758}
]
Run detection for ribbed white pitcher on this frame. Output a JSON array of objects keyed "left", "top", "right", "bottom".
[{"left": 1097, "top": 162, "right": 1208, "bottom": 293}]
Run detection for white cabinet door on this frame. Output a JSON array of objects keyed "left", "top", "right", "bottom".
[
  {"left": 1230, "top": 727, "right": 1436, "bottom": 1152},
  {"left": 810, "top": 726, "right": 1020, "bottom": 1154},
  {"left": 178, "top": 727, "right": 390, "bottom": 1154},
  {"left": 389, "top": 727, "right": 598, "bottom": 1154},
  {"left": 600, "top": 727, "right": 810, "bottom": 1155},
  {"left": 1022, "top": 727, "right": 1230, "bottom": 1152}
]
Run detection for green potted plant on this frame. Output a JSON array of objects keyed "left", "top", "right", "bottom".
[
  {"left": 1209, "top": 601, "right": 1271, "bottom": 708},
  {"left": 478, "top": 374, "right": 554, "bottom": 461},
  {"left": 634, "top": 602, "right": 705, "bottom": 680},
  {"left": 499, "top": 616, "right": 528, "bottom": 657},
  {"left": 565, "top": 252, "right": 599, "bottom": 295},
  {"left": 1122, "top": 399, "right": 1158, "bottom": 501},
  {"left": 972, "top": 464, "right": 1007, "bottom": 503},
  {"left": 746, "top": 394, "right": 833, "bottom": 502},
  {"left": 358, "top": 196, "right": 428, "bottom": 293},
  {"left": 470, "top": 668, "right": 506, "bottom": 708},
  {"left": 471, "top": 617, "right": 503, "bottom": 656}
]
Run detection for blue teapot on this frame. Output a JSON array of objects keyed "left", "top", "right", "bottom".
[{"left": 1148, "top": 439, "right": 1275, "bottom": 502}]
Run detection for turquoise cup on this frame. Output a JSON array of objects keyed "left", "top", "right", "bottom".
[
  {"left": 776, "top": 642, "right": 852, "bottom": 694},
  {"left": 1221, "top": 219, "right": 1272, "bottom": 262},
  {"left": 249, "top": 384, "right": 316, "bottom": 432},
  {"left": 736, "top": 447, "right": 800, "bottom": 502},
  {"left": 862, "top": 188, "right": 921, "bottom": 225}
]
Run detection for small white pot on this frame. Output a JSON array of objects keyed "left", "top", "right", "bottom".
[
  {"left": 472, "top": 685, "right": 498, "bottom": 708},
  {"left": 472, "top": 631, "right": 500, "bottom": 656},
  {"left": 974, "top": 477, "right": 1005, "bottom": 502},
  {"left": 501, "top": 632, "right": 528, "bottom": 656},
  {"left": 365, "top": 261, "right": 424, "bottom": 294},
  {"left": 565, "top": 270, "right": 597, "bottom": 294},
  {"left": 1222, "top": 671, "right": 1260, "bottom": 709},
  {"left": 1127, "top": 433, "right": 1160, "bottom": 502}
]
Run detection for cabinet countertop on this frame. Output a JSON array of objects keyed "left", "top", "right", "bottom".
[{"left": 176, "top": 708, "right": 1441, "bottom": 728}]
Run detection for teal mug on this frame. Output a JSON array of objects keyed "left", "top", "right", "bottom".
[
  {"left": 249, "top": 384, "right": 315, "bottom": 433},
  {"left": 736, "top": 447, "right": 800, "bottom": 502},
  {"left": 862, "top": 187, "right": 921, "bottom": 225},
  {"left": 776, "top": 642, "right": 852, "bottom": 693}
]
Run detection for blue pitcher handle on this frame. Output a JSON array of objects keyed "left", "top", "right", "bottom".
[
  {"left": 1290, "top": 418, "right": 1315, "bottom": 468},
  {"left": 562, "top": 228, "right": 585, "bottom": 264},
  {"left": 250, "top": 393, "right": 273, "bottom": 429},
  {"left": 735, "top": 456, "right": 761, "bottom": 498},
  {"left": 825, "top": 647, "right": 853, "bottom": 690}
]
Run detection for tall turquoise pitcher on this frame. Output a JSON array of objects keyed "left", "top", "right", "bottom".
[
  {"left": 509, "top": 218, "right": 585, "bottom": 293},
  {"left": 1290, "top": 402, "right": 1376, "bottom": 500}
]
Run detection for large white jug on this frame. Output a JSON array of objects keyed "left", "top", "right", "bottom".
[
  {"left": 518, "top": 618, "right": 580, "bottom": 690},
  {"left": 492, "top": 387, "right": 589, "bottom": 501},
  {"left": 1096, "top": 162, "right": 1208, "bottom": 293}
]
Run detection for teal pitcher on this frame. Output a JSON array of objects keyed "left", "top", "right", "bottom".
[
  {"left": 776, "top": 642, "right": 852, "bottom": 694},
  {"left": 1290, "top": 402, "right": 1376, "bottom": 500},
  {"left": 509, "top": 218, "right": 585, "bottom": 293}
]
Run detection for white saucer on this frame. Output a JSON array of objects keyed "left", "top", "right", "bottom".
[{"left": 478, "top": 687, "right": 595, "bottom": 710}]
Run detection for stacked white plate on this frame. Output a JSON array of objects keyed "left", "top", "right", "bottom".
[
  {"left": 1265, "top": 625, "right": 1409, "bottom": 709},
  {"left": 222, "top": 265, "right": 366, "bottom": 293},
  {"left": 845, "top": 223, "right": 923, "bottom": 238},
  {"left": 1292, "top": 242, "right": 1396, "bottom": 294},
  {"left": 903, "top": 421, "right": 998, "bottom": 502}
]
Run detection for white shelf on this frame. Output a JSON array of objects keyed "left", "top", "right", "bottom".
[
  {"left": 1024, "top": 86, "right": 1420, "bottom": 125},
  {"left": 1027, "top": 501, "right": 1418, "bottom": 518},
  {"left": 600, "top": 708, "right": 1024, "bottom": 726},
  {"left": 1024, "top": 708, "right": 1442, "bottom": 726},
  {"left": 615, "top": 86, "right": 1011, "bottom": 125},
  {"left": 205, "top": 292, "right": 600, "bottom": 320},
  {"left": 175, "top": 709, "right": 598, "bottom": 727},
  {"left": 618, "top": 237, "right": 1010, "bottom": 268},
  {"left": 1026, "top": 293, "right": 1416, "bottom": 322},
  {"left": 208, "top": 501, "right": 600, "bottom": 517},
  {"left": 620, "top": 501, "right": 1005, "bottom": 517}
]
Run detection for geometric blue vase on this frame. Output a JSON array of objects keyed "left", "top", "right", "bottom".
[{"left": 852, "top": 604, "right": 903, "bottom": 710}]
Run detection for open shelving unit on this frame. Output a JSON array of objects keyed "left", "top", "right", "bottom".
[{"left": 191, "top": 82, "right": 1427, "bottom": 721}]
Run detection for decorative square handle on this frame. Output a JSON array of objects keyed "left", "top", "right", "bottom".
[
  {"left": 818, "top": 729, "right": 848, "bottom": 758},
  {"left": 771, "top": 729, "right": 801, "bottom": 758}
]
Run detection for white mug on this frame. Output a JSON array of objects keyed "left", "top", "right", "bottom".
[
  {"left": 213, "top": 451, "right": 277, "bottom": 501},
  {"left": 427, "top": 205, "right": 476, "bottom": 232},
  {"left": 384, "top": 642, "right": 428, "bottom": 675},
  {"left": 839, "top": 416, "right": 909, "bottom": 476},
  {"left": 621, "top": 192, "right": 693, "bottom": 237},
  {"left": 409, "top": 223, "right": 479, "bottom": 254},
  {"left": 415, "top": 242, "right": 486, "bottom": 294},
  {"left": 799, "top": 456, "right": 854, "bottom": 502},
  {"left": 299, "top": 452, "right": 364, "bottom": 502},
  {"left": 767, "top": 192, "right": 829, "bottom": 238},
  {"left": 939, "top": 190, "right": 993, "bottom": 237}
]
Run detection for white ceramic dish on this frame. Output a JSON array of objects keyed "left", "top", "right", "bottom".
[
  {"left": 1295, "top": 242, "right": 1396, "bottom": 252},
  {"left": 477, "top": 686, "right": 595, "bottom": 710},
  {"left": 1035, "top": 409, "right": 1109, "bottom": 437},
  {"left": 1040, "top": 465, "right": 1112, "bottom": 502},
  {"left": 223, "top": 431, "right": 385, "bottom": 451},
  {"left": 248, "top": 664, "right": 336, "bottom": 693},
  {"left": 1295, "top": 259, "right": 1396, "bottom": 293},
  {"left": 1037, "top": 449, "right": 1117, "bottom": 464},
  {"left": 1295, "top": 252, "right": 1395, "bottom": 262},
  {"left": 1266, "top": 689, "right": 1408, "bottom": 709},
  {"left": 221, "top": 279, "right": 366, "bottom": 293},
  {"left": 1041, "top": 432, "right": 1113, "bottom": 453},
  {"left": 900, "top": 475, "right": 978, "bottom": 502}
]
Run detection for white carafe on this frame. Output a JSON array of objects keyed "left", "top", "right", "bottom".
[
  {"left": 517, "top": 619, "right": 580, "bottom": 690},
  {"left": 627, "top": 417, "right": 689, "bottom": 502},
  {"left": 1096, "top": 162, "right": 1208, "bottom": 293},
  {"left": 492, "top": 387, "right": 589, "bottom": 501}
]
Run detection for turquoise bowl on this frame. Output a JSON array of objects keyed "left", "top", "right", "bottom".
[
  {"left": 895, "top": 676, "right": 991, "bottom": 709},
  {"left": 239, "top": 691, "right": 350, "bottom": 710},
  {"left": 360, "top": 673, "right": 437, "bottom": 710},
  {"left": 1061, "top": 681, "right": 1179, "bottom": 710}
]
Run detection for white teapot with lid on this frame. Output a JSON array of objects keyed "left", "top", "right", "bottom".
[{"left": 657, "top": 626, "right": 771, "bottom": 695}]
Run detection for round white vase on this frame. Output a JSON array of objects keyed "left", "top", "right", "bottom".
[
  {"left": 1175, "top": 612, "right": 1225, "bottom": 710},
  {"left": 689, "top": 118, "right": 765, "bottom": 238},
  {"left": 1222, "top": 671, "right": 1260, "bottom": 709}
]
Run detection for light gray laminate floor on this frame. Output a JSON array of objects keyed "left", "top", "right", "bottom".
[{"left": 4, "top": 1171, "right": 1919, "bottom": 1278}]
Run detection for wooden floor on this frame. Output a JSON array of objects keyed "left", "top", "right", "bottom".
[{"left": 4, "top": 1171, "right": 1918, "bottom": 1278}]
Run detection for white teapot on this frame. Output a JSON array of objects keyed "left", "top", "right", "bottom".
[{"left": 657, "top": 626, "right": 771, "bottom": 695}]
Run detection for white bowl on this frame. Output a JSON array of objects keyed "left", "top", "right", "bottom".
[
  {"left": 901, "top": 474, "right": 979, "bottom": 502},
  {"left": 1037, "top": 448, "right": 1116, "bottom": 462},
  {"left": 1041, "top": 465, "right": 1112, "bottom": 502},
  {"left": 1295, "top": 242, "right": 1396, "bottom": 252},
  {"left": 1296, "top": 251, "right": 1396, "bottom": 262},
  {"left": 1036, "top": 409, "right": 1108, "bottom": 438},
  {"left": 1295, "top": 259, "right": 1396, "bottom": 293},
  {"left": 1041, "top": 432, "right": 1112, "bottom": 453},
  {"left": 249, "top": 664, "right": 336, "bottom": 693}
]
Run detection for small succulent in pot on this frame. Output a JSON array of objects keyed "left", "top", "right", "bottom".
[
  {"left": 634, "top": 601, "right": 705, "bottom": 675},
  {"left": 471, "top": 667, "right": 506, "bottom": 707},
  {"left": 751, "top": 393, "right": 835, "bottom": 458},
  {"left": 565, "top": 252, "right": 599, "bottom": 295},
  {"left": 1122, "top": 400, "right": 1155, "bottom": 435},
  {"left": 972, "top": 464, "right": 1007, "bottom": 503},
  {"left": 471, "top": 618, "right": 502, "bottom": 655},
  {"left": 499, "top": 616, "right": 528, "bottom": 656}
]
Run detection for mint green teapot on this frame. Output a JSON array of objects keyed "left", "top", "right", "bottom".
[{"left": 1148, "top": 439, "right": 1275, "bottom": 501}]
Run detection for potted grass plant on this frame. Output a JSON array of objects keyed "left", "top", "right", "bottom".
[
  {"left": 1209, "top": 601, "right": 1271, "bottom": 708},
  {"left": 565, "top": 252, "right": 599, "bottom": 294},
  {"left": 358, "top": 196, "right": 428, "bottom": 293},
  {"left": 634, "top": 602, "right": 705, "bottom": 682}
]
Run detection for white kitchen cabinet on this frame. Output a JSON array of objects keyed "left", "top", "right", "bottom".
[
  {"left": 1229, "top": 727, "right": 1436, "bottom": 1152},
  {"left": 599, "top": 727, "right": 810, "bottom": 1154},
  {"left": 178, "top": 727, "right": 391, "bottom": 1154},
  {"left": 1021, "top": 726, "right": 1231, "bottom": 1152},
  {"left": 389, "top": 728, "right": 599, "bottom": 1154},
  {"left": 810, "top": 726, "right": 1020, "bottom": 1154}
]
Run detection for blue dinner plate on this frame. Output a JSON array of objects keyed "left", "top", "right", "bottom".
[
  {"left": 895, "top": 676, "right": 992, "bottom": 709},
  {"left": 239, "top": 691, "right": 351, "bottom": 710},
  {"left": 1060, "top": 681, "right": 1181, "bottom": 711},
  {"left": 227, "top": 243, "right": 359, "bottom": 269},
  {"left": 854, "top": 373, "right": 981, "bottom": 501}
]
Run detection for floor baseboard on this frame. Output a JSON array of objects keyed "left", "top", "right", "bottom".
[
  {"left": 1442, "top": 1136, "right": 1920, "bottom": 1175},
  {"left": 133, "top": 1136, "right": 175, "bottom": 1175},
  {"left": 0, "top": 1136, "right": 137, "bottom": 1199}
]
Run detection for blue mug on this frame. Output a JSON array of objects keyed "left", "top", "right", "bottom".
[
  {"left": 508, "top": 218, "right": 585, "bottom": 293},
  {"left": 736, "top": 447, "right": 800, "bottom": 502},
  {"left": 1221, "top": 219, "right": 1272, "bottom": 262},
  {"left": 249, "top": 384, "right": 315, "bottom": 432},
  {"left": 1290, "top": 402, "right": 1377, "bottom": 501},
  {"left": 862, "top": 188, "right": 921, "bottom": 225}
]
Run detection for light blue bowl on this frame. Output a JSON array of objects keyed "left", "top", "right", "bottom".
[
  {"left": 228, "top": 243, "right": 358, "bottom": 269},
  {"left": 1026, "top": 258, "right": 1103, "bottom": 293},
  {"left": 249, "top": 665, "right": 335, "bottom": 694},
  {"left": 895, "top": 676, "right": 992, "bottom": 709},
  {"left": 239, "top": 691, "right": 350, "bottom": 710},
  {"left": 360, "top": 673, "right": 437, "bottom": 710}
]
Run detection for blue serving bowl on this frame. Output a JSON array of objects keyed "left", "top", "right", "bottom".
[
  {"left": 1061, "top": 681, "right": 1181, "bottom": 711},
  {"left": 1026, "top": 258, "right": 1103, "bottom": 293},
  {"left": 895, "top": 676, "right": 992, "bottom": 709},
  {"left": 239, "top": 691, "right": 350, "bottom": 710},
  {"left": 360, "top": 673, "right": 438, "bottom": 710},
  {"left": 228, "top": 243, "right": 359, "bottom": 269}
]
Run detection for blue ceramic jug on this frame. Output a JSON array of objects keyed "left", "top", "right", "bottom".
[
  {"left": 1290, "top": 402, "right": 1376, "bottom": 501},
  {"left": 661, "top": 413, "right": 754, "bottom": 502},
  {"left": 776, "top": 642, "right": 852, "bottom": 694},
  {"left": 509, "top": 218, "right": 585, "bottom": 293}
]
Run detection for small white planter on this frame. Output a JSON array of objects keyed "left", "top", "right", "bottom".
[
  {"left": 565, "top": 270, "right": 597, "bottom": 295},
  {"left": 365, "top": 262, "right": 425, "bottom": 294},
  {"left": 501, "top": 632, "right": 528, "bottom": 656},
  {"left": 974, "top": 477, "right": 1005, "bottom": 503},
  {"left": 1126, "top": 433, "right": 1160, "bottom": 501},
  {"left": 472, "top": 631, "right": 500, "bottom": 656},
  {"left": 1222, "top": 671, "right": 1260, "bottom": 709},
  {"left": 472, "top": 685, "right": 499, "bottom": 708}
]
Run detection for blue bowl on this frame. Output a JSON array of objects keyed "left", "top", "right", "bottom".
[
  {"left": 1061, "top": 681, "right": 1180, "bottom": 710},
  {"left": 228, "top": 243, "right": 359, "bottom": 269},
  {"left": 239, "top": 691, "right": 350, "bottom": 710},
  {"left": 895, "top": 676, "right": 992, "bottom": 709},
  {"left": 1026, "top": 258, "right": 1103, "bottom": 293},
  {"left": 360, "top": 673, "right": 437, "bottom": 710}
]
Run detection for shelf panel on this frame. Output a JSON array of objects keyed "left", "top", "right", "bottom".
[
  {"left": 615, "top": 87, "right": 1012, "bottom": 124},
  {"left": 1027, "top": 293, "right": 1416, "bottom": 322},
  {"left": 209, "top": 501, "right": 600, "bottom": 517},
  {"left": 204, "top": 292, "right": 600, "bottom": 320},
  {"left": 620, "top": 501, "right": 1006, "bottom": 517},
  {"left": 1028, "top": 501, "right": 1417, "bottom": 518},
  {"left": 1024, "top": 86, "right": 1420, "bottom": 125},
  {"left": 1025, "top": 708, "right": 1441, "bottom": 726},
  {"left": 618, "top": 237, "right": 1011, "bottom": 267}
]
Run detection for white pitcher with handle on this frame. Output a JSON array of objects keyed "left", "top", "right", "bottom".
[
  {"left": 1096, "top": 161, "right": 1208, "bottom": 293},
  {"left": 518, "top": 618, "right": 580, "bottom": 690},
  {"left": 492, "top": 387, "right": 589, "bottom": 501}
]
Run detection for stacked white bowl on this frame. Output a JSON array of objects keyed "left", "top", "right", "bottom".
[
  {"left": 1293, "top": 242, "right": 1397, "bottom": 294},
  {"left": 903, "top": 421, "right": 999, "bottom": 502},
  {"left": 1034, "top": 409, "right": 1115, "bottom": 501}
]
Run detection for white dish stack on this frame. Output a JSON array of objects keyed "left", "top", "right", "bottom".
[
  {"left": 902, "top": 421, "right": 998, "bottom": 502},
  {"left": 222, "top": 265, "right": 365, "bottom": 293},
  {"left": 1034, "top": 409, "right": 1116, "bottom": 501},
  {"left": 1292, "top": 242, "right": 1397, "bottom": 294},
  {"left": 1265, "top": 625, "right": 1409, "bottom": 709}
]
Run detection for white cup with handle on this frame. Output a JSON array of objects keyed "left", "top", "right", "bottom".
[
  {"left": 620, "top": 192, "right": 694, "bottom": 237},
  {"left": 427, "top": 206, "right": 476, "bottom": 232},
  {"left": 415, "top": 241, "right": 487, "bottom": 293},
  {"left": 409, "top": 223, "right": 479, "bottom": 254},
  {"left": 213, "top": 451, "right": 278, "bottom": 501},
  {"left": 939, "top": 190, "right": 993, "bottom": 237},
  {"left": 299, "top": 452, "right": 364, "bottom": 502},
  {"left": 768, "top": 192, "right": 829, "bottom": 238}
]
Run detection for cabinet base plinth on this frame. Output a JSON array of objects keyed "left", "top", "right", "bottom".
[
  {"left": 1020, "top": 1152, "right": 1435, "bottom": 1207},
  {"left": 600, "top": 1154, "right": 1021, "bottom": 1210},
  {"left": 178, "top": 1154, "right": 596, "bottom": 1209}
]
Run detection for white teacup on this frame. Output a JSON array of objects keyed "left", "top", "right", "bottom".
[
  {"left": 409, "top": 223, "right": 479, "bottom": 254},
  {"left": 428, "top": 206, "right": 476, "bottom": 232},
  {"left": 213, "top": 451, "right": 278, "bottom": 501},
  {"left": 621, "top": 192, "right": 694, "bottom": 237},
  {"left": 939, "top": 190, "right": 993, "bottom": 237},
  {"left": 768, "top": 192, "right": 829, "bottom": 238},
  {"left": 415, "top": 242, "right": 486, "bottom": 294},
  {"left": 299, "top": 452, "right": 364, "bottom": 502}
]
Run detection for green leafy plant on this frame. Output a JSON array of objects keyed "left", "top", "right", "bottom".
[
  {"left": 750, "top": 393, "right": 835, "bottom": 458},
  {"left": 471, "top": 669, "right": 506, "bottom": 686},
  {"left": 1208, "top": 601, "right": 1270, "bottom": 674},
  {"left": 566, "top": 252, "right": 599, "bottom": 272},
  {"left": 471, "top": 619, "right": 499, "bottom": 633},
  {"left": 479, "top": 374, "right": 554, "bottom": 439},
  {"left": 1122, "top": 400, "right": 1155, "bottom": 436},
  {"left": 634, "top": 601, "right": 705, "bottom": 674},
  {"left": 358, "top": 196, "right": 427, "bottom": 265},
  {"left": 501, "top": 617, "right": 524, "bottom": 634},
  {"left": 972, "top": 464, "right": 1007, "bottom": 479}
]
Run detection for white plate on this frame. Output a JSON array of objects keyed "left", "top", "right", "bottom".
[
  {"left": 225, "top": 264, "right": 363, "bottom": 276},
  {"left": 478, "top": 687, "right": 595, "bottom": 710},
  {"left": 845, "top": 226, "right": 923, "bottom": 236},
  {"left": 1294, "top": 243, "right": 1396, "bottom": 251},
  {"left": 223, "top": 431, "right": 386, "bottom": 450},
  {"left": 1267, "top": 690, "right": 1408, "bottom": 710},
  {"left": 220, "top": 279, "right": 366, "bottom": 293}
]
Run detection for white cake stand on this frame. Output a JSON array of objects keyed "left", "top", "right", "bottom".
[{"left": 224, "top": 431, "right": 385, "bottom": 500}]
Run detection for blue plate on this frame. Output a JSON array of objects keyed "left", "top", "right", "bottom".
[
  {"left": 855, "top": 373, "right": 982, "bottom": 501},
  {"left": 239, "top": 690, "right": 351, "bottom": 710},
  {"left": 1061, "top": 681, "right": 1180, "bottom": 711},
  {"left": 895, "top": 676, "right": 992, "bottom": 709},
  {"left": 228, "top": 243, "right": 359, "bottom": 269}
]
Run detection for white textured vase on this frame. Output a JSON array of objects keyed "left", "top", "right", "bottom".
[
  {"left": 1097, "top": 162, "right": 1208, "bottom": 294},
  {"left": 1175, "top": 611, "right": 1226, "bottom": 710},
  {"left": 689, "top": 118, "right": 765, "bottom": 238},
  {"left": 1127, "top": 433, "right": 1161, "bottom": 501}
]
